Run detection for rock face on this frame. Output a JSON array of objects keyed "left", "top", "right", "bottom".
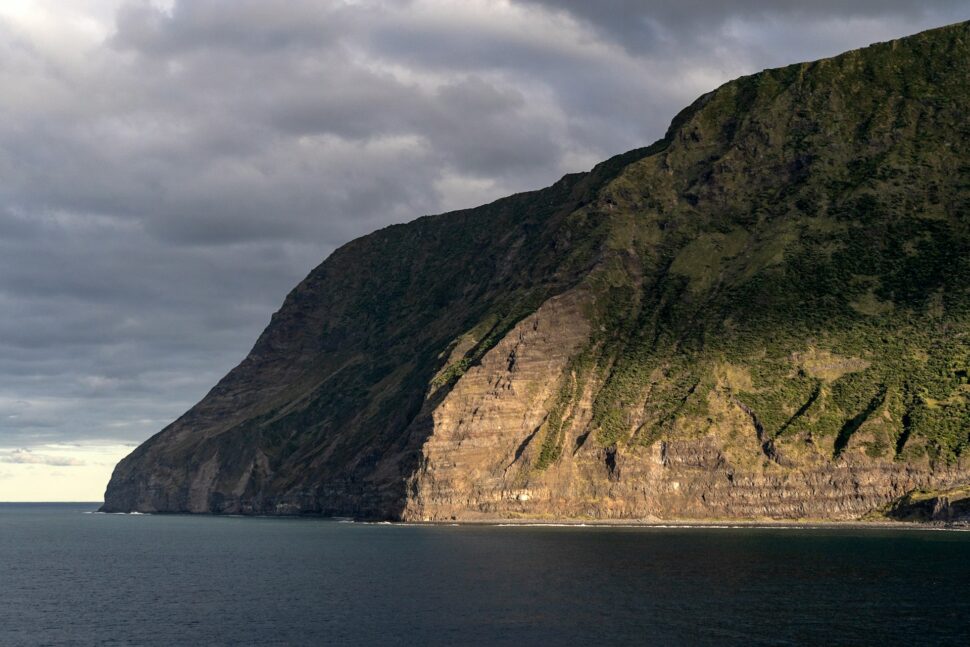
[
  {"left": 103, "top": 22, "right": 970, "bottom": 521},
  {"left": 887, "top": 485, "right": 970, "bottom": 523}
]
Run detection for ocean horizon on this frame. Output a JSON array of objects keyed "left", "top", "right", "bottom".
[{"left": 3, "top": 502, "right": 969, "bottom": 645}]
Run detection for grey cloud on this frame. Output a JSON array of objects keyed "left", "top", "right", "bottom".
[
  {"left": 112, "top": 0, "right": 343, "bottom": 55},
  {"left": 0, "top": 449, "right": 85, "bottom": 467},
  {"left": 515, "top": 1, "right": 970, "bottom": 56}
]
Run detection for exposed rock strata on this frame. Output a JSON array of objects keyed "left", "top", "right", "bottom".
[{"left": 403, "top": 299, "right": 968, "bottom": 521}]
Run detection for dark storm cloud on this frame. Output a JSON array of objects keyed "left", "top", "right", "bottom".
[
  {"left": 0, "top": 0, "right": 966, "bottom": 458},
  {"left": 516, "top": 1, "right": 970, "bottom": 55}
]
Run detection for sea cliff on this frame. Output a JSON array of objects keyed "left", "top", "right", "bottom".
[{"left": 103, "top": 21, "right": 970, "bottom": 522}]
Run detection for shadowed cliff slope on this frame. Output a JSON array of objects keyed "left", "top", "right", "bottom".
[{"left": 104, "top": 21, "right": 970, "bottom": 521}]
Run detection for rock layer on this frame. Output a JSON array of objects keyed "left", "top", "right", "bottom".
[{"left": 103, "top": 22, "right": 970, "bottom": 521}]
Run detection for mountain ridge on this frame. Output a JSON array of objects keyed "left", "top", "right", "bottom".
[{"left": 103, "top": 20, "right": 970, "bottom": 522}]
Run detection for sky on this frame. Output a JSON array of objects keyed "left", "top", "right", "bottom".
[{"left": 1, "top": 0, "right": 967, "bottom": 501}]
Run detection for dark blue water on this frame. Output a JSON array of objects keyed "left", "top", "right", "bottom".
[{"left": 2, "top": 504, "right": 969, "bottom": 646}]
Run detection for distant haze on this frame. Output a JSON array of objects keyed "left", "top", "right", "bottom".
[{"left": 0, "top": 0, "right": 966, "bottom": 501}]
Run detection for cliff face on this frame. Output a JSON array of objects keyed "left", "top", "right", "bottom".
[{"left": 103, "top": 22, "right": 970, "bottom": 521}]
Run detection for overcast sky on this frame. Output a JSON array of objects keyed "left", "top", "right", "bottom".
[{"left": 1, "top": 0, "right": 966, "bottom": 501}]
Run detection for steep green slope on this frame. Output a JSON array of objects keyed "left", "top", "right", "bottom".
[
  {"left": 559, "top": 19, "right": 970, "bottom": 465},
  {"left": 104, "top": 21, "right": 970, "bottom": 521}
]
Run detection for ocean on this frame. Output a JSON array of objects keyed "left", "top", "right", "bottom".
[{"left": 1, "top": 503, "right": 968, "bottom": 645}]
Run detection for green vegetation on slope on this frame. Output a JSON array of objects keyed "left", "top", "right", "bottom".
[{"left": 520, "top": 21, "right": 970, "bottom": 468}]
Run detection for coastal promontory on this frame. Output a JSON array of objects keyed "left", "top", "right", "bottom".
[{"left": 103, "top": 21, "right": 970, "bottom": 522}]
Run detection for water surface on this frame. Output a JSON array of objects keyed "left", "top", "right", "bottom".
[{"left": 1, "top": 503, "right": 968, "bottom": 645}]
